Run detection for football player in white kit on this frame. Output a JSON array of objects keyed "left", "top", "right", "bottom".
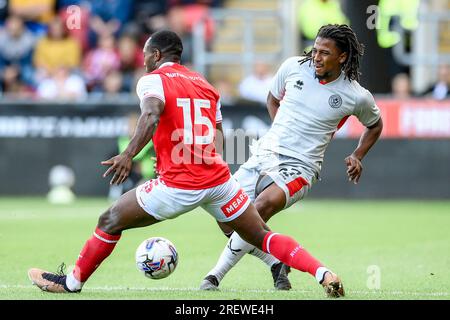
[{"left": 200, "top": 24, "right": 383, "bottom": 293}]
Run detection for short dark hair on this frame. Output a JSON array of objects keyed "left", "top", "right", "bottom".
[
  {"left": 146, "top": 30, "right": 183, "bottom": 59},
  {"left": 301, "top": 24, "right": 365, "bottom": 82}
]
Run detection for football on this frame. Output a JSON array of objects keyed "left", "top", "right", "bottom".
[{"left": 135, "top": 237, "right": 179, "bottom": 279}]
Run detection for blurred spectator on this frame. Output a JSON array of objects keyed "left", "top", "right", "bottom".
[
  {"left": 33, "top": 17, "right": 82, "bottom": 78},
  {"left": 0, "top": 64, "right": 34, "bottom": 98},
  {"left": 9, "top": 0, "right": 56, "bottom": 35},
  {"left": 90, "top": 70, "right": 126, "bottom": 100},
  {"left": 36, "top": 66, "right": 87, "bottom": 100},
  {"left": 391, "top": 73, "right": 411, "bottom": 100},
  {"left": 131, "top": 0, "right": 222, "bottom": 39},
  {"left": 421, "top": 64, "right": 450, "bottom": 100},
  {"left": 86, "top": 0, "right": 133, "bottom": 47},
  {"left": 117, "top": 34, "right": 144, "bottom": 92},
  {"left": 167, "top": 4, "right": 215, "bottom": 64},
  {"left": 182, "top": 4, "right": 215, "bottom": 42},
  {"left": 238, "top": 62, "right": 273, "bottom": 105},
  {"left": 297, "top": 0, "right": 349, "bottom": 48},
  {"left": 82, "top": 34, "right": 120, "bottom": 91},
  {"left": 102, "top": 70, "right": 125, "bottom": 95},
  {"left": 0, "top": 15, "right": 36, "bottom": 84},
  {"left": 132, "top": 0, "right": 169, "bottom": 38}
]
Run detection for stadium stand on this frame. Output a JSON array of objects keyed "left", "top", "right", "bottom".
[
  {"left": 194, "top": 0, "right": 284, "bottom": 100},
  {"left": 0, "top": 0, "right": 449, "bottom": 101}
]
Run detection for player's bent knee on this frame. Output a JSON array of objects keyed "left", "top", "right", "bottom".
[{"left": 97, "top": 204, "right": 124, "bottom": 235}]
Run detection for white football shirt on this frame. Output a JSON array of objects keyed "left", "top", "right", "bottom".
[{"left": 256, "top": 56, "right": 381, "bottom": 177}]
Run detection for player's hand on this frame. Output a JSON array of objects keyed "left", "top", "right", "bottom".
[
  {"left": 344, "top": 154, "right": 363, "bottom": 184},
  {"left": 101, "top": 153, "right": 133, "bottom": 185}
]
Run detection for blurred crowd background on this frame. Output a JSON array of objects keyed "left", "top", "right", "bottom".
[
  {"left": 0, "top": 0, "right": 448, "bottom": 104},
  {"left": 0, "top": 0, "right": 226, "bottom": 101}
]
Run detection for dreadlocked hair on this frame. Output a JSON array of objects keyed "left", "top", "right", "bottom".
[{"left": 300, "top": 24, "right": 365, "bottom": 82}]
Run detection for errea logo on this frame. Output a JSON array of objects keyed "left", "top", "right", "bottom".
[{"left": 294, "top": 80, "right": 304, "bottom": 90}]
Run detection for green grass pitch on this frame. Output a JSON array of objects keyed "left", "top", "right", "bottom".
[{"left": 0, "top": 197, "right": 449, "bottom": 300}]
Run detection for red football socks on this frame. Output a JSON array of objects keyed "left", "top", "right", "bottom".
[
  {"left": 73, "top": 227, "right": 121, "bottom": 282},
  {"left": 262, "top": 232, "right": 322, "bottom": 277}
]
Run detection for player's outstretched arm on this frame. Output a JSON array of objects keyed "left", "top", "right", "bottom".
[
  {"left": 102, "top": 97, "right": 165, "bottom": 185},
  {"left": 345, "top": 117, "right": 383, "bottom": 184}
]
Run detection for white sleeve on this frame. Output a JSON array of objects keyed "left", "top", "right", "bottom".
[
  {"left": 136, "top": 74, "right": 165, "bottom": 108},
  {"left": 269, "top": 57, "right": 299, "bottom": 100},
  {"left": 216, "top": 99, "right": 223, "bottom": 123},
  {"left": 354, "top": 89, "right": 381, "bottom": 127}
]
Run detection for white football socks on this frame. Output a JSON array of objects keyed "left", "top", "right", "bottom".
[
  {"left": 315, "top": 266, "right": 331, "bottom": 284},
  {"left": 248, "top": 247, "right": 280, "bottom": 267},
  {"left": 65, "top": 271, "right": 83, "bottom": 292},
  {"left": 207, "top": 232, "right": 280, "bottom": 282}
]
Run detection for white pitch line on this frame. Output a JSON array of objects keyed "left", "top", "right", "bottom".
[{"left": 1, "top": 284, "right": 448, "bottom": 297}]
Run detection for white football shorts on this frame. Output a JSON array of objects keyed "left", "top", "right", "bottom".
[
  {"left": 135, "top": 176, "right": 251, "bottom": 222},
  {"left": 234, "top": 151, "right": 316, "bottom": 209}
]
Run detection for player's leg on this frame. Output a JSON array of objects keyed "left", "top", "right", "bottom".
[
  {"left": 212, "top": 173, "right": 308, "bottom": 288},
  {"left": 222, "top": 167, "right": 310, "bottom": 268},
  {"left": 201, "top": 177, "right": 337, "bottom": 296},
  {"left": 206, "top": 183, "right": 287, "bottom": 289},
  {"left": 204, "top": 158, "right": 314, "bottom": 289},
  {"left": 28, "top": 187, "right": 161, "bottom": 293},
  {"left": 205, "top": 183, "right": 289, "bottom": 290},
  {"left": 225, "top": 202, "right": 344, "bottom": 298},
  {"left": 202, "top": 164, "right": 285, "bottom": 290},
  {"left": 67, "top": 187, "right": 162, "bottom": 291}
]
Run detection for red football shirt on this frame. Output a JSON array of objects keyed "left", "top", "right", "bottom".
[{"left": 136, "top": 62, "right": 230, "bottom": 189}]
